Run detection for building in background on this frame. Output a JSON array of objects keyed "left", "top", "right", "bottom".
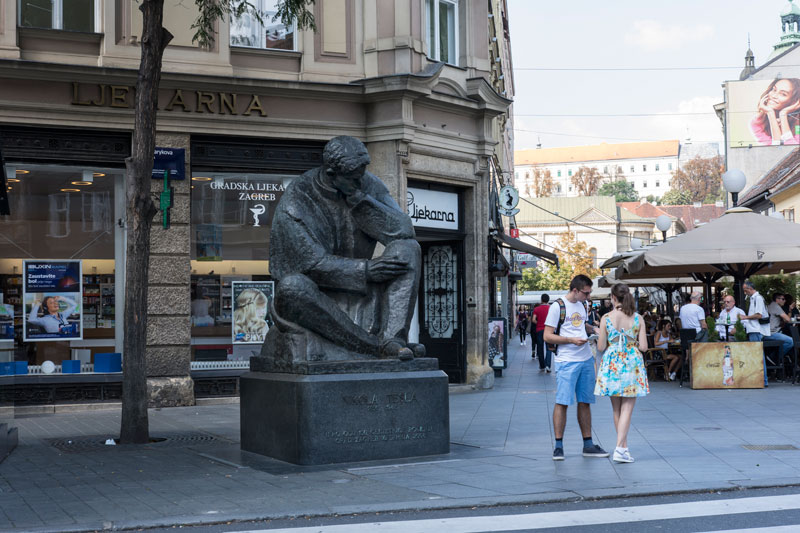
[
  {"left": 514, "top": 196, "right": 655, "bottom": 268},
  {"left": 0, "top": 0, "right": 513, "bottom": 404},
  {"left": 514, "top": 141, "right": 719, "bottom": 201}
]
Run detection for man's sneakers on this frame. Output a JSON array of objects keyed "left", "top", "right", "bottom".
[
  {"left": 613, "top": 447, "right": 634, "bottom": 463},
  {"left": 582, "top": 444, "right": 610, "bottom": 457},
  {"left": 554, "top": 444, "right": 610, "bottom": 460},
  {"left": 545, "top": 366, "right": 551, "bottom": 373}
]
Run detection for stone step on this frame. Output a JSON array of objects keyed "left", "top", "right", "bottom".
[{"left": 0, "top": 422, "right": 18, "bottom": 463}]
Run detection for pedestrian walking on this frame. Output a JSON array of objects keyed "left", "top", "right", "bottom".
[
  {"left": 544, "top": 274, "right": 608, "bottom": 461},
  {"left": 532, "top": 294, "right": 552, "bottom": 370},
  {"left": 517, "top": 306, "right": 529, "bottom": 346},
  {"left": 594, "top": 283, "right": 649, "bottom": 463}
]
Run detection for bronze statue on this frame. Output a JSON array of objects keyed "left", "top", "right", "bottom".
[{"left": 262, "top": 136, "right": 424, "bottom": 365}]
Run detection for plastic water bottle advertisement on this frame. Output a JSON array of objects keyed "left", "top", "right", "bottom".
[
  {"left": 23, "top": 260, "right": 83, "bottom": 342},
  {"left": 231, "top": 281, "right": 274, "bottom": 345}
]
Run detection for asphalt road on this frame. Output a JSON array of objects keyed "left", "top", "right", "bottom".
[{"left": 139, "top": 485, "right": 800, "bottom": 533}]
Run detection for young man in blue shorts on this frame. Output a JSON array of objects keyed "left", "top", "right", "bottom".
[{"left": 544, "top": 274, "right": 609, "bottom": 460}]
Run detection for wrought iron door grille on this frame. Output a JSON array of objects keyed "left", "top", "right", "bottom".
[{"left": 423, "top": 245, "right": 457, "bottom": 339}]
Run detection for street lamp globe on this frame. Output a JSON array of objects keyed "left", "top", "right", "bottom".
[
  {"left": 722, "top": 169, "right": 747, "bottom": 207},
  {"left": 630, "top": 237, "right": 642, "bottom": 250},
  {"left": 655, "top": 214, "right": 671, "bottom": 242}
]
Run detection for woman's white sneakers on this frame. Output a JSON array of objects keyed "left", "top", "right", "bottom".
[{"left": 613, "top": 447, "right": 634, "bottom": 463}]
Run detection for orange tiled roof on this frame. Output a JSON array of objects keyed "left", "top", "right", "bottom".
[{"left": 515, "top": 140, "right": 680, "bottom": 166}]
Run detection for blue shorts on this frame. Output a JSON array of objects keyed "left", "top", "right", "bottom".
[{"left": 554, "top": 358, "right": 597, "bottom": 406}]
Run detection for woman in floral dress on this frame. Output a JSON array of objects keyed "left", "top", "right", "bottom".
[{"left": 595, "top": 283, "right": 649, "bottom": 463}]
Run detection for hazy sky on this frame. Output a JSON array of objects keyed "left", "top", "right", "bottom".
[{"left": 507, "top": 0, "right": 789, "bottom": 151}]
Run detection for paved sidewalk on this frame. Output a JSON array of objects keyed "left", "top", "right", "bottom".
[{"left": 2, "top": 341, "right": 800, "bottom": 532}]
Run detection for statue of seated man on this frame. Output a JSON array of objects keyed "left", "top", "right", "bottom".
[{"left": 268, "top": 136, "right": 423, "bottom": 361}]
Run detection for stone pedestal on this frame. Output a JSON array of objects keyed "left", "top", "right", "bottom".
[{"left": 240, "top": 368, "right": 450, "bottom": 465}]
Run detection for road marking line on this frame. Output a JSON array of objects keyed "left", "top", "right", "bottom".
[{"left": 236, "top": 494, "right": 800, "bottom": 533}]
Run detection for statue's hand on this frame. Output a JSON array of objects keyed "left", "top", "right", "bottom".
[{"left": 366, "top": 257, "right": 409, "bottom": 283}]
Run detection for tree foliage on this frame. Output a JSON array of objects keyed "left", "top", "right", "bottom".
[
  {"left": 517, "top": 231, "right": 602, "bottom": 291},
  {"left": 570, "top": 165, "right": 602, "bottom": 196},
  {"left": 598, "top": 179, "right": 638, "bottom": 202},
  {"left": 530, "top": 167, "right": 555, "bottom": 197},
  {"left": 670, "top": 155, "right": 724, "bottom": 204},
  {"left": 660, "top": 188, "right": 693, "bottom": 205}
]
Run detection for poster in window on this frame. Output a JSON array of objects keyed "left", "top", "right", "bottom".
[
  {"left": 232, "top": 281, "right": 274, "bottom": 344},
  {"left": 0, "top": 303, "right": 13, "bottom": 341},
  {"left": 23, "top": 260, "right": 82, "bottom": 342},
  {"left": 488, "top": 317, "right": 507, "bottom": 369}
]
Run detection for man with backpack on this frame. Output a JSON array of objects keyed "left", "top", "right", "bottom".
[{"left": 544, "top": 274, "right": 608, "bottom": 461}]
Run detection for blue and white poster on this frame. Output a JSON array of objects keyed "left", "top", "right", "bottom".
[{"left": 23, "top": 260, "right": 83, "bottom": 342}]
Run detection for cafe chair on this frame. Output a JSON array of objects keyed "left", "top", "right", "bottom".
[
  {"left": 678, "top": 329, "right": 697, "bottom": 387},
  {"left": 644, "top": 334, "right": 668, "bottom": 381}
]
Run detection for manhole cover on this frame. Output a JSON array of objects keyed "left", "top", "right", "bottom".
[
  {"left": 48, "top": 432, "right": 232, "bottom": 453},
  {"left": 742, "top": 444, "right": 799, "bottom": 451},
  {"left": 693, "top": 427, "right": 722, "bottom": 431}
]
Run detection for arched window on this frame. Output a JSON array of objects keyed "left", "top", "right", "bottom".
[{"left": 589, "top": 247, "right": 597, "bottom": 268}]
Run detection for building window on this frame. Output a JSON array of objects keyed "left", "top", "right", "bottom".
[
  {"left": 557, "top": 170, "right": 561, "bottom": 177},
  {"left": 425, "top": 0, "right": 458, "bottom": 64},
  {"left": 19, "top": 0, "right": 98, "bottom": 32},
  {"left": 655, "top": 164, "right": 660, "bottom": 171},
  {"left": 568, "top": 185, "right": 573, "bottom": 192},
  {"left": 589, "top": 247, "right": 597, "bottom": 268},
  {"left": 642, "top": 164, "right": 647, "bottom": 172},
  {"left": 556, "top": 184, "right": 562, "bottom": 193},
  {"left": 655, "top": 180, "right": 660, "bottom": 188},
  {"left": 668, "top": 163, "right": 673, "bottom": 171},
  {"left": 230, "top": 0, "right": 296, "bottom": 50},
  {"left": 783, "top": 208, "right": 796, "bottom": 222},
  {"left": 568, "top": 169, "right": 573, "bottom": 177},
  {"left": 603, "top": 166, "right": 609, "bottom": 174},
  {"left": 630, "top": 165, "right": 635, "bottom": 173},
  {"left": 643, "top": 180, "right": 647, "bottom": 188}
]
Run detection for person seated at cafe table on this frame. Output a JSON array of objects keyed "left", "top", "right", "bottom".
[
  {"left": 716, "top": 295, "right": 745, "bottom": 341},
  {"left": 654, "top": 319, "right": 681, "bottom": 381},
  {"left": 679, "top": 292, "right": 708, "bottom": 342},
  {"left": 766, "top": 293, "right": 795, "bottom": 367}
]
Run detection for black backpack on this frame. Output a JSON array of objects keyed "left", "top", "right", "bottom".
[{"left": 546, "top": 298, "right": 589, "bottom": 354}]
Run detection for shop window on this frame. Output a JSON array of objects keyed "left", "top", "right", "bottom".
[
  {"left": 230, "top": 0, "right": 296, "bottom": 50},
  {"left": 782, "top": 208, "right": 795, "bottom": 223},
  {"left": 425, "top": 0, "right": 458, "bottom": 64},
  {"left": 19, "top": 0, "right": 98, "bottom": 32},
  {"left": 1, "top": 163, "right": 119, "bottom": 368}
]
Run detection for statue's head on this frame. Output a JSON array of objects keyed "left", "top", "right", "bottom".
[{"left": 322, "top": 136, "right": 371, "bottom": 195}]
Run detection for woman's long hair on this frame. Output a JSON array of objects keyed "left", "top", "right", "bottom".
[
  {"left": 755, "top": 78, "right": 800, "bottom": 138},
  {"left": 234, "top": 289, "right": 268, "bottom": 336},
  {"left": 612, "top": 283, "right": 636, "bottom": 317}
]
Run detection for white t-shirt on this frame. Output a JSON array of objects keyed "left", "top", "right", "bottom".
[
  {"left": 745, "top": 291, "right": 771, "bottom": 336},
  {"left": 545, "top": 298, "right": 592, "bottom": 363},
  {"left": 767, "top": 302, "right": 786, "bottom": 334},
  {"left": 679, "top": 303, "right": 705, "bottom": 333}
]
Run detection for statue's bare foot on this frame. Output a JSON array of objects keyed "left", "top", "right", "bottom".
[
  {"left": 381, "top": 339, "right": 413, "bottom": 361},
  {"left": 407, "top": 342, "right": 426, "bottom": 358}
]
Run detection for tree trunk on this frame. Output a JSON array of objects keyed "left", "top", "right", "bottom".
[{"left": 120, "top": 0, "right": 173, "bottom": 444}]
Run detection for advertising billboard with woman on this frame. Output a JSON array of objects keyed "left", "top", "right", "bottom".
[
  {"left": 23, "top": 260, "right": 82, "bottom": 341},
  {"left": 729, "top": 78, "right": 800, "bottom": 147},
  {"left": 488, "top": 317, "right": 508, "bottom": 369}
]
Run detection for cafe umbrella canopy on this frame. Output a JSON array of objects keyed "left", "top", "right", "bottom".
[{"left": 620, "top": 207, "right": 800, "bottom": 303}]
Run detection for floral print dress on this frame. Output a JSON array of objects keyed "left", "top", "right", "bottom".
[{"left": 595, "top": 314, "right": 649, "bottom": 397}]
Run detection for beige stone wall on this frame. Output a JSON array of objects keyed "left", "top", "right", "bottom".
[{"left": 146, "top": 132, "right": 194, "bottom": 407}]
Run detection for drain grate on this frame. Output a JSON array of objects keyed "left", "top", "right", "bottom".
[
  {"left": 48, "top": 432, "right": 232, "bottom": 453},
  {"left": 742, "top": 444, "right": 799, "bottom": 451}
]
